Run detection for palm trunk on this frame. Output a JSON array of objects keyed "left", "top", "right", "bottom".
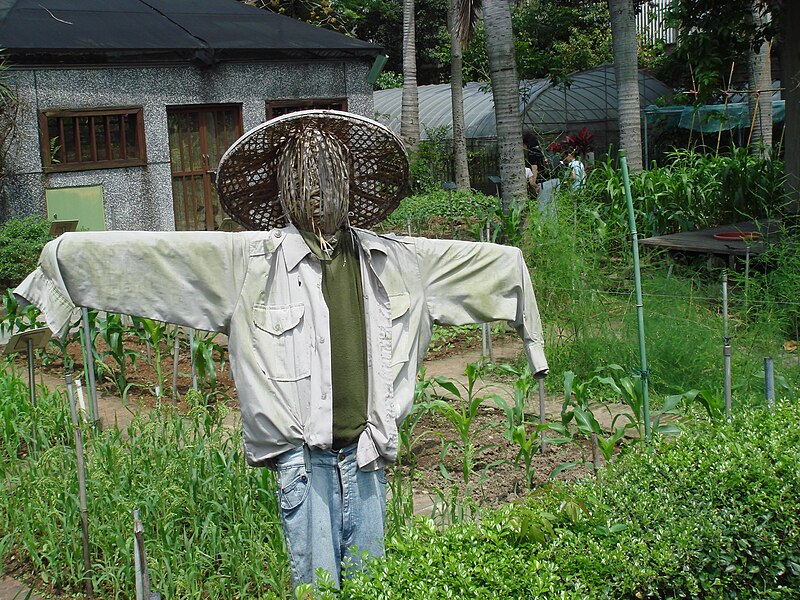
[
  {"left": 783, "top": 0, "right": 799, "bottom": 214},
  {"left": 449, "top": 0, "right": 471, "bottom": 189},
  {"left": 483, "top": 0, "right": 525, "bottom": 211},
  {"left": 747, "top": 1, "right": 772, "bottom": 158},
  {"left": 608, "top": 0, "right": 643, "bottom": 172},
  {"left": 401, "top": 0, "right": 420, "bottom": 152}
]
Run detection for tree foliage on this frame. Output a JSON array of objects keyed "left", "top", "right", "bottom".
[{"left": 666, "top": 0, "right": 779, "bottom": 100}]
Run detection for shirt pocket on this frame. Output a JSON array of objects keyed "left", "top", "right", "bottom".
[
  {"left": 389, "top": 292, "right": 411, "bottom": 376},
  {"left": 253, "top": 302, "right": 311, "bottom": 381}
]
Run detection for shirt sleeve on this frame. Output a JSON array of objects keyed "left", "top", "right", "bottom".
[
  {"left": 14, "top": 231, "right": 248, "bottom": 338},
  {"left": 414, "top": 237, "right": 548, "bottom": 376}
]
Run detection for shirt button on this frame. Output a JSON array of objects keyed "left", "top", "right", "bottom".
[
  {"left": 275, "top": 230, "right": 282, "bottom": 238},
  {"left": 275, "top": 324, "right": 283, "bottom": 333},
  {"left": 321, "top": 393, "right": 327, "bottom": 400},
  {"left": 319, "top": 336, "right": 326, "bottom": 344}
]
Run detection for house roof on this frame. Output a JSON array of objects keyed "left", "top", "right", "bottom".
[
  {"left": 374, "top": 65, "right": 673, "bottom": 139},
  {"left": 0, "top": 0, "right": 380, "bottom": 65}
]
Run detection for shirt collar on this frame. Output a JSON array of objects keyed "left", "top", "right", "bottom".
[{"left": 275, "top": 224, "right": 389, "bottom": 271}]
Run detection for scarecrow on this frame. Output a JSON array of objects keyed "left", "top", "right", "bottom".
[{"left": 15, "top": 110, "right": 548, "bottom": 589}]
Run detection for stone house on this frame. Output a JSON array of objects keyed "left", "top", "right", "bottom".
[{"left": 0, "top": 0, "right": 381, "bottom": 231}]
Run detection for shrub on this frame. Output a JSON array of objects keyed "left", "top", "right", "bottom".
[
  {"left": 338, "top": 403, "right": 800, "bottom": 598},
  {"left": 0, "top": 215, "right": 51, "bottom": 290},
  {"left": 381, "top": 189, "right": 499, "bottom": 235}
]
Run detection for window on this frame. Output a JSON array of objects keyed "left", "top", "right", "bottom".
[
  {"left": 39, "top": 107, "right": 147, "bottom": 172},
  {"left": 266, "top": 98, "right": 348, "bottom": 120}
]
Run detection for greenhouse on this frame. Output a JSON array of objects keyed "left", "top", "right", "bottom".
[
  {"left": 373, "top": 65, "right": 672, "bottom": 147},
  {"left": 373, "top": 65, "right": 672, "bottom": 189}
]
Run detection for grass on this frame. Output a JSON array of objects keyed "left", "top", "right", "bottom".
[{"left": 0, "top": 380, "right": 290, "bottom": 599}]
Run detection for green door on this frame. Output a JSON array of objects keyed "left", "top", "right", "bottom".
[{"left": 45, "top": 185, "right": 107, "bottom": 231}]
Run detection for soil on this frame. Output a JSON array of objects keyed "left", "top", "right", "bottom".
[{"left": 25, "top": 327, "right": 597, "bottom": 509}]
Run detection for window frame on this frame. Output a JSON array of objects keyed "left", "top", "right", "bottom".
[
  {"left": 39, "top": 106, "right": 147, "bottom": 172},
  {"left": 266, "top": 98, "right": 348, "bottom": 120}
]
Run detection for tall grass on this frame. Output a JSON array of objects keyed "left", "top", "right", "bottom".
[
  {"left": 0, "top": 378, "right": 289, "bottom": 599},
  {"left": 520, "top": 168, "right": 798, "bottom": 402},
  {"left": 584, "top": 147, "right": 786, "bottom": 242}
]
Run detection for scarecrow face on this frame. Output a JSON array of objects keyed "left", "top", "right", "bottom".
[{"left": 277, "top": 128, "right": 350, "bottom": 235}]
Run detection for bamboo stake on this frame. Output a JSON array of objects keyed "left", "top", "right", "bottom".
[
  {"left": 722, "top": 270, "right": 732, "bottom": 418},
  {"left": 620, "top": 151, "right": 651, "bottom": 441},
  {"left": 66, "top": 372, "right": 94, "bottom": 599}
]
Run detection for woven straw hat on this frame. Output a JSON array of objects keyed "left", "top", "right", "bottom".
[{"left": 216, "top": 110, "right": 409, "bottom": 231}]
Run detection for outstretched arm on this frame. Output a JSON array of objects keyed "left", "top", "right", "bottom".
[
  {"left": 15, "top": 231, "right": 248, "bottom": 338},
  {"left": 414, "top": 237, "right": 548, "bottom": 376}
]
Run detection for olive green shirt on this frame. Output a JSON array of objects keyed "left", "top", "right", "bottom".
[{"left": 300, "top": 229, "right": 368, "bottom": 448}]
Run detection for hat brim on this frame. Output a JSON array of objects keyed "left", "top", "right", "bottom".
[{"left": 216, "top": 110, "right": 409, "bottom": 231}]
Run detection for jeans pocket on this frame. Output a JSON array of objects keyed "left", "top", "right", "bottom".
[
  {"left": 376, "top": 467, "right": 388, "bottom": 486},
  {"left": 277, "top": 465, "right": 310, "bottom": 512}
]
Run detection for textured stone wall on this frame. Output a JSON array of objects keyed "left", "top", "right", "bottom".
[{"left": 1, "top": 60, "right": 373, "bottom": 230}]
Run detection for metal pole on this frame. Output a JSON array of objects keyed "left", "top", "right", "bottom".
[
  {"left": 620, "top": 151, "right": 651, "bottom": 441},
  {"left": 764, "top": 357, "right": 775, "bottom": 411},
  {"left": 66, "top": 372, "right": 94, "bottom": 599},
  {"left": 484, "top": 220, "right": 494, "bottom": 362},
  {"left": 537, "top": 376, "right": 547, "bottom": 454},
  {"left": 172, "top": 331, "right": 180, "bottom": 403},
  {"left": 27, "top": 337, "right": 37, "bottom": 457},
  {"left": 744, "top": 248, "right": 751, "bottom": 319},
  {"left": 722, "top": 270, "right": 732, "bottom": 418},
  {"left": 189, "top": 328, "right": 198, "bottom": 390},
  {"left": 81, "top": 308, "right": 100, "bottom": 431}
]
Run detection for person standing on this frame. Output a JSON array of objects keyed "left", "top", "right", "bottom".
[
  {"left": 564, "top": 149, "right": 586, "bottom": 190},
  {"left": 14, "top": 110, "right": 548, "bottom": 590}
]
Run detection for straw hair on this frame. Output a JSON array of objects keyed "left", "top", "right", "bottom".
[
  {"left": 277, "top": 128, "right": 349, "bottom": 235},
  {"left": 216, "top": 110, "right": 409, "bottom": 231}
]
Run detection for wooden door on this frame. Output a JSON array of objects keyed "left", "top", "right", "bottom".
[{"left": 167, "top": 105, "right": 243, "bottom": 231}]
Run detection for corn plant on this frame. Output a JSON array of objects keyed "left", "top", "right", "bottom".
[
  {"left": 132, "top": 317, "right": 169, "bottom": 400},
  {"left": 190, "top": 329, "right": 230, "bottom": 405},
  {"left": 94, "top": 311, "right": 142, "bottom": 398},
  {"left": 0, "top": 288, "right": 41, "bottom": 335},
  {"left": 428, "top": 363, "right": 502, "bottom": 487},
  {"left": 595, "top": 364, "right": 683, "bottom": 439},
  {"left": 491, "top": 363, "right": 567, "bottom": 488}
]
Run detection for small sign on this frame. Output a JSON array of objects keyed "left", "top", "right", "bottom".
[
  {"left": 4, "top": 327, "right": 52, "bottom": 355},
  {"left": 49, "top": 219, "right": 79, "bottom": 237}
]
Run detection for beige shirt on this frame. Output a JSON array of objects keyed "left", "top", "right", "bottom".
[{"left": 15, "top": 225, "right": 548, "bottom": 469}]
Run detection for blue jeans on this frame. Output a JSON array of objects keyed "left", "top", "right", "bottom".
[{"left": 274, "top": 443, "right": 387, "bottom": 588}]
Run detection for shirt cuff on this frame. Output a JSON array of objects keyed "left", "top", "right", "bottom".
[
  {"left": 525, "top": 341, "right": 549, "bottom": 377},
  {"left": 14, "top": 267, "right": 78, "bottom": 339}
]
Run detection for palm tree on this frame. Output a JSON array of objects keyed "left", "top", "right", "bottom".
[
  {"left": 608, "top": 0, "right": 643, "bottom": 172},
  {"left": 483, "top": 0, "right": 526, "bottom": 211},
  {"left": 747, "top": 0, "right": 772, "bottom": 159},
  {"left": 401, "top": 0, "right": 420, "bottom": 152},
  {"left": 449, "top": 0, "right": 480, "bottom": 189}
]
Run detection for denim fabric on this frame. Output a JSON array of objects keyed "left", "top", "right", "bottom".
[{"left": 275, "top": 443, "right": 387, "bottom": 588}]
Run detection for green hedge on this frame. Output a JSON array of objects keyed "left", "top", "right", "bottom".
[
  {"left": 0, "top": 215, "right": 51, "bottom": 290},
  {"left": 381, "top": 190, "right": 499, "bottom": 231},
  {"left": 337, "top": 403, "right": 800, "bottom": 599}
]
